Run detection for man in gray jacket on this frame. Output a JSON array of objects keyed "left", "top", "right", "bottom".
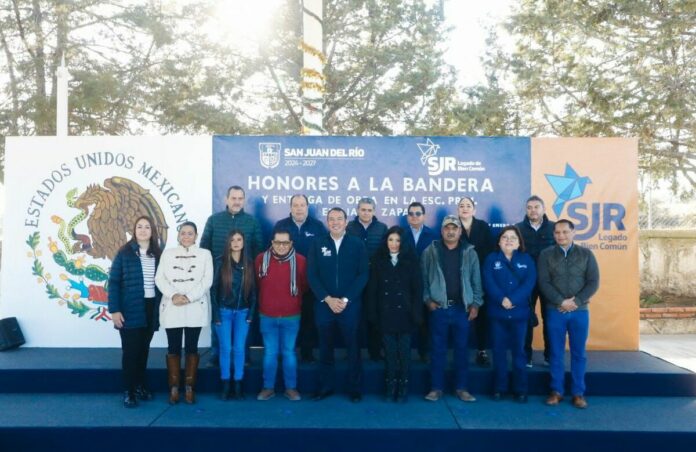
[
  {"left": 538, "top": 219, "right": 599, "bottom": 409},
  {"left": 422, "top": 215, "right": 483, "bottom": 402}
]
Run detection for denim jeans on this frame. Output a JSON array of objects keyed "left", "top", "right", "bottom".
[
  {"left": 490, "top": 317, "right": 528, "bottom": 394},
  {"left": 429, "top": 304, "right": 471, "bottom": 391},
  {"left": 546, "top": 308, "right": 589, "bottom": 396},
  {"left": 260, "top": 315, "right": 300, "bottom": 389},
  {"left": 215, "top": 308, "right": 250, "bottom": 381}
]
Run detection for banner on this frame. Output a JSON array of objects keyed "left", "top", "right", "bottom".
[
  {"left": 0, "top": 136, "right": 212, "bottom": 347},
  {"left": 0, "top": 135, "right": 638, "bottom": 349},
  {"left": 213, "top": 136, "right": 530, "bottom": 237},
  {"left": 531, "top": 138, "right": 639, "bottom": 350}
]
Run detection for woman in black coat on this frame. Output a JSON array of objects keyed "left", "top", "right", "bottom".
[
  {"left": 367, "top": 226, "right": 422, "bottom": 402},
  {"left": 108, "top": 216, "right": 163, "bottom": 408}
]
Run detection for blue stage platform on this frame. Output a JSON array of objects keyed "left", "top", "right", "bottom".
[{"left": 0, "top": 348, "right": 695, "bottom": 451}]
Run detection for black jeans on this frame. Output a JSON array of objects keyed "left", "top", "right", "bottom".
[
  {"left": 166, "top": 327, "right": 202, "bottom": 355},
  {"left": 474, "top": 302, "right": 489, "bottom": 351},
  {"left": 297, "top": 293, "right": 317, "bottom": 357},
  {"left": 383, "top": 333, "right": 411, "bottom": 380},
  {"left": 119, "top": 298, "right": 155, "bottom": 392}
]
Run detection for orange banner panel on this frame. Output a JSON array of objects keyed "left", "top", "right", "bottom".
[{"left": 531, "top": 138, "right": 639, "bottom": 350}]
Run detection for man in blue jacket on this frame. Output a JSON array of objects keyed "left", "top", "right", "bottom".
[
  {"left": 308, "top": 207, "right": 369, "bottom": 402},
  {"left": 346, "top": 197, "right": 387, "bottom": 361},
  {"left": 515, "top": 195, "right": 555, "bottom": 367},
  {"left": 403, "top": 201, "right": 437, "bottom": 362},
  {"left": 274, "top": 194, "right": 328, "bottom": 362},
  {"left": 538, "top": 219, "right": 599, "bottom": 409}
]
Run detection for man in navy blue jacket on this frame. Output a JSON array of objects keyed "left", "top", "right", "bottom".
[
  {"left": 515, "top": 195, "right": 555, "bottom": 366},
  {"left": 308, "top": 207, "right": 369, "bottom": 402},
  {"left": 346, "top": 197, "right": 387, "bottom": 361},
  {"left": 274, "top": 194, "right": 328, "bottom": 362},
  {"left": 403, "top": 201, "right": 437, "bottom": 361}
]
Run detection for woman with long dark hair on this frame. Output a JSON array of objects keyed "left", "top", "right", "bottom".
[
  {"left": 108, "top": 216, "right": 163, "bottom": 408},
  {"left": 366, "top": 226, "right": 422, "bottom": 402},
  {"left": 155, "top": 221, "right": 213, "bottom": 404},
  {"left": 482, "top": 225, "right": 536, "bottom": 402},
  {"left": 457, "top": 196, "right": 496, "bottom": 366},
  {"left": 211, "top": 230, "right": 257, "bottom": 400}
]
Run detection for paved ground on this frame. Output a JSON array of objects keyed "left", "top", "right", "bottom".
[{"left": 640, "top": 334, "right": 696, "bottom": 372}]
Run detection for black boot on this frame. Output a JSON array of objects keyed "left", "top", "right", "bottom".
[
  {"left": 396, "top": 378, "right": 409, "bottom": 403},
  {"left": 385, "top": 379, "right": 397, "bottom": 402},
  {"left": 233, "top": 380, "right": 245, "bottom": 400},
  {"left": 220, "top": 380, "right": 232, "bottom": 401}
]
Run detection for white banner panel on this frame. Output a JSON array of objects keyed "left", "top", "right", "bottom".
[{"left": 0, "top": 136, "right": 213, "bottom": 347}]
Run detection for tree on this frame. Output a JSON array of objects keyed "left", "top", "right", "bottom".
[
  {"left": 256, "top": 0, "right": 459, "bottom": 135},
  {"left": 488, "top": 0, "right": 696, "bottom": 194},
  {"left": 0, "top": 0, "right": 251, "bottom": 180}
]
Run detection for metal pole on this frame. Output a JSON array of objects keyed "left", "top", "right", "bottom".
[
  {"left": 56, "top": 54, "right": 71, "bottom": 136},
  {"left": 301, "top": 0, "right": 325, "bottom": 135}
]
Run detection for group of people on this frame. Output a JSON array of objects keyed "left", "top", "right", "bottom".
[{"left": 107, "top": 186, "right": 600, "bottom": 410}]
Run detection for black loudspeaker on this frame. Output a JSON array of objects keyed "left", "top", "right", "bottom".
[{"left": 0, "top": 317, "right": 25, "bottom": 350}]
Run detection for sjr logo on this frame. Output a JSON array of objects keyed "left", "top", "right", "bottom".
[
  {"left": 566, "top": 203, "right": 625, "bottom": 240},
  {"left": 545, "top": 164, "right": 626, "bottom": 240},
  {"left": 427, "top": 156, "right": 457, "bottom": 176}
]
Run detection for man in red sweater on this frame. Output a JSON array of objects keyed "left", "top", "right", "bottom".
[{"left": 255, "top": 228, "right": 308, "bottom": 401}]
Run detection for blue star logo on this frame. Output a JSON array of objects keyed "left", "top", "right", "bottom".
[
  {"left": 545, "top": 164, "right": 592, "bottom": 217},
  {"left": 417, "top": 138, "right": 439, "bottom": 166}
]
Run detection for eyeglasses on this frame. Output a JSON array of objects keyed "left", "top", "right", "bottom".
[
  {"left": 407, "top": 211, "right": 423, "bottom": 217},
  {"left": 272, "top": 240, "right": 292, "bottom": 247}
]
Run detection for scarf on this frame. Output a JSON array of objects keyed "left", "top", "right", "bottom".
[{"left": 259, "top": 247, "right": 298, "bottom": 296}]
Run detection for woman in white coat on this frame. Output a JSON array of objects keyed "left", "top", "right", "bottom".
[{"left": 155, "top": 221, "right": 213, "bottom": 404}]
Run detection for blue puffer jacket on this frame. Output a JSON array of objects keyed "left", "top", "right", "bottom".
[
  {"left": 482, "top": 250, "right": 536, "bottom": 321},
  {"left": 108, "top": 241, "right": 162, "bottom": 329}
]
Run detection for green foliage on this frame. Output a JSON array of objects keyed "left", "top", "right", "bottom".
[
  {"left": 31, "top": 259, "right": 44, "bottom": 278},
  {"left": 482, "top": 0, "right": 696, "bottom": 194},
  {"left": 26, "top": 232, "right": 40, "bottom": 250},
  {"left": 640, "top": 294, "right": 663, "bottom": 307},
  {"left": 67, "top": 299, "right": 90, "bottom": 316}
]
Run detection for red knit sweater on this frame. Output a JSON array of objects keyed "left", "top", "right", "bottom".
[{"left": 254, "top": 252, "right": 307, "bottom": 318}]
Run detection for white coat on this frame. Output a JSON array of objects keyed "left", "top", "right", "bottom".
[{"left": 156, "top": 244, "right": 213, "bottom": 328}]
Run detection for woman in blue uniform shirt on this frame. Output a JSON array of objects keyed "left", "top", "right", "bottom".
[{"left": 482, "top": 225, "right": 536, "bottom": 402}]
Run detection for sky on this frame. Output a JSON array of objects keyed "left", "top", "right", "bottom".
[{"left": 441, "top": 0, "right": 514, "bottom": 87}]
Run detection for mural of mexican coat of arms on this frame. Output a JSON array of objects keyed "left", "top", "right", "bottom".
[{"left": 26, "top": 177, "right": 168, "bottom": 321}]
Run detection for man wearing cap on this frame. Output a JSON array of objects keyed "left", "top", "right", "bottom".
[{"left": 421, "top": 215, "right": 484, "bottom": 402}]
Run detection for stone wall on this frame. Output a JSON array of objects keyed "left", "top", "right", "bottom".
[{"left": 639, "top": 230, "right": 696, "bottom": 299}]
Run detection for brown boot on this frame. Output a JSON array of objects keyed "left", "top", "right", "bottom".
[
  {"left": 184, "top": 353, "right": 200, "bottom": 404},
  {"left": 166, "top": 354, "right": 181, "bottom": 405}
]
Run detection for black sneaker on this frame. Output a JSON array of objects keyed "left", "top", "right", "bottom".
[
  {"left": 476, "top": 350, "right": 490, "bottom": 367},
  {"left": 123, "top": 391, "right": 138, "bottom": 408},
  {"left": 134, "top": 385, "right": 153, "bottom": 401}
]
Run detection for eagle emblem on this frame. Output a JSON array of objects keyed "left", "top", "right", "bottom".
[
  {"left": 26, "top": 177, "right": 169, "bottom": 321},
  {"left": 72, "top": 176, "right": 168, "bottom": 261}
]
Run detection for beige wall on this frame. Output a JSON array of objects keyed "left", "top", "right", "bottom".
[{"left": 640, "top": 230, "right": 696, "bottom": 298}]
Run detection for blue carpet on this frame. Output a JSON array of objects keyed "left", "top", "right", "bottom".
[
  {"left": 0, "top": 348, "right": 694, "bottom": 396},
  {"left": 0, "top": 394, "right": 695, "bottom": 452}
]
